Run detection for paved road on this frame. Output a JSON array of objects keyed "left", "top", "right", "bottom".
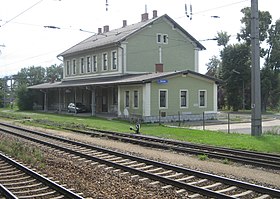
[{"left": 190, "top": 119, "right": 280, "bottom": 134}]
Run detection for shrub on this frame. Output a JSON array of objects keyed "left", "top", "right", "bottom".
[{"left": 16, "top": 84, "right": 34, "bottom": 110}]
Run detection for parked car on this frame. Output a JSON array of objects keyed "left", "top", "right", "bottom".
[{"left": 67, "top": 102, "right": 87, "bottom": 113}]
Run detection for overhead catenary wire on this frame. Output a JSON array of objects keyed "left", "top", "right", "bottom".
[
  {"left": 0, "top": 0, "right": 251, "bottom": 74},
  {"left": 0, "top": 0, "right": 44, "bottom": 28}
]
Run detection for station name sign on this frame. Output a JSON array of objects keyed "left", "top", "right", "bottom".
[{"left": 157, "top": 79, "right": 168, "bottom": 84}]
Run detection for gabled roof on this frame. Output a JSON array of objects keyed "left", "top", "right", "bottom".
[
  {"left": 28, "top": 70, "right": 218, "bottom": 90},
  {"left": 58, "top": 14, "right": 205, "bottom": 57}
]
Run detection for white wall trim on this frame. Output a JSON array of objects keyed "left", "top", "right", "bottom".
[
  {"left": 213, "top": 84, "right": 218, "bottom": 112},
  {"left": 194, "top": 48, "right": 199, "bottom": 72},
  {"left": 117, "top": 85, "right": 121, "bottom": 116}
]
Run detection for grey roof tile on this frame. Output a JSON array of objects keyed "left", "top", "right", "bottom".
[
  {"left": 58, "top": 14, "right": 205, "bottom": 57},
  {"left": 28, "top": 70, "right": 219, "bottom": 90}
]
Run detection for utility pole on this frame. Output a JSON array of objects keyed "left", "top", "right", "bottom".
[{"left": 251, "top": 0, "right": 262, "bottom": 136}]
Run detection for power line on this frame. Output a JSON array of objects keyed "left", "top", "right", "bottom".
[
  {"left": 0, "top": 0, "right": 44, "bottom": 28},
  {"left": 193, "top": 0, "right": 249, "bottom": 16}
]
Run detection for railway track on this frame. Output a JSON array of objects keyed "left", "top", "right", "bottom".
[
  {"left": 65, "top": 127, "right": 280, "bottom": 170},
  {"left": 0, "top": 122, "right": 280, "bottom": 198},
  {"left": 0, "top": 152, "right": 83, "bottom": 199}
]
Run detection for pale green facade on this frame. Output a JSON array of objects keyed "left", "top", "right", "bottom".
[
  {"left": 118, "top": 73, "right": 217, "bottom": 122},
  {"left": 126, "top": 18, "right": 196, "bottom": 72},
  {"left": 30, "top": 12, "right": 217, "bottom": 122}
]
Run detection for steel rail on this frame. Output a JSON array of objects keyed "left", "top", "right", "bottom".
[
  {"left": 0, "top": 184, "right": 17, "bottom": 199},
  {"left": 0, "top": 152, "right": 84, "bottom": 199},
  {"left": 66, "top": 127, "right": 280, "bottom": 170},
  {"left": 1, "top": 122, "right": 280, "bottom": 198}
]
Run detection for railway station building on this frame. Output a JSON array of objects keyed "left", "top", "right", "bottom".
[{"left": 29, "top": 11, "right": 219, "bottom": 122}]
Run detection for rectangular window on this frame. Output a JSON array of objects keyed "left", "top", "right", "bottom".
[
  {"left": 111, "top": 51, "right": 117, "bottom": 70},
  {"left": 163, "top": 34, "right": 168, "bottom": 44},
  {"left": 93, "top": 55, "right": 97, "bottom": 72},
  {"left": 156, "top": 33, "right": 168, "bottom": 44},
  {"left": 72, "top": 59, "right": 76, "bottom": 75},
  {"left": 102, "top": 53, "right": 108, "bottom": 71},
  {"left": 86, "top": 56, "right": 91, "bottom": 73},
  {"left": 157, "top": 33, "right": 162, "bottom": 43},
  {"left": 80, "top": 58, "right": 84, "bottom": 74},
  {"left": 159, "top": 90, "right": 168, "bottom": 108},
  {"left": 133, "top": 90, "right": 139, "bottom": 108},
  {"left": 125, "top": 91, "right": 130, "bottom": 108},
  {"left": 199, "top": 90, "right": 207, "bottom": 107},
  {"left": 66, "top": 61, "right": 70, "bottom": 76},
  {"left": 180, "top": 90, "right": 188, "bottom": 108}
]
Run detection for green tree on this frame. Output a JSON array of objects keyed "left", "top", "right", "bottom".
[
  {"left": 216, "top": 31, "right": 231, "bottom": 47},
  {"left": 259, "top": 19, "right": 280, "bottom": 111},
  {"left": 0, "top": 78, "right": 5, "bottom": 107},
  {"left": 206, "top": 55, "right": 221, "bottom": 78},
  {"left": 46, "top": 64, "right": 63, "bottom": 82},
  {"left": 17, "top": 66, "right": 46, "bottom": 86},
  {"left": 220, "top": 43, "right": 251, "bottom": 111},
  {"left": 237, "top": 7, "right": 272, "bottom": 46}
]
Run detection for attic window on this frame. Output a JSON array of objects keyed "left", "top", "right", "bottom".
[
  {"left": 163, "top": 34, "right": 168, "bottom": 44},
  {"left": 157, "top": 33, "right": 168, "bottom": 44},
  {"left": 157, "top": 34, "right": 161, "bottom": 43}
]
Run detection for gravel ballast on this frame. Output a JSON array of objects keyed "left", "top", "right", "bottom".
[{"left": 1, "top": 121, "right": 279, "bottom": 198}]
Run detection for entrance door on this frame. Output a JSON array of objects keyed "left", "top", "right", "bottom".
[{"left": 101, "top": 88, "right": 108, "bottom": 112}]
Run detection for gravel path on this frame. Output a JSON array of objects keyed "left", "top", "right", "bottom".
[{"left": 1, "top": 121, "right": 280, "bottom": 198}]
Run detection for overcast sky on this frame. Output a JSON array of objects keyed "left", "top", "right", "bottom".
[{"left": 0, "top": 0, "right": 279, "bottom": 77}]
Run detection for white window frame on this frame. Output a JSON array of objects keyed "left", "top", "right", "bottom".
[
  {"left": 86, "top": 56, "right": 91, "bottom": 73},
  {"left": 92, "top": 55, "right": 97, "bottom": 72},
  {"left": 80, "top": 57, "right": 85, "bottom": 74},
  {"left": 72, "top": 59, "right": 76, "bottom": 75},
  {"left": 163, "top": 34, "right": 168, "bottom": 44},
  {"left": 111, "top": 51, "right": 117, "bottom": 70},
  {"left": 156, "top": 33, "right": 168, "bottom": 44},
  {"left": 157, "top": 33, "right": 162, "bottom": 44},
  {"left": 159, "top": 89, "right": 168, "bottom": 109},
  {"left": 133, "top": 90, "right": 139, "bottom": 109},
  {"left": 180, "top": 89, "right": 188, "bottom": 108},
  {"left": 199, "top": 90, "right": 207, "bottom": 108},
  {"left": 125, "top": 91, "right": 130, "bottom": 108},
  {"left": 66, "top": 60, "right": 70, "bottom": 76},
  {"left": 102, "top": 53, "right": 108, "bottom": 71}
]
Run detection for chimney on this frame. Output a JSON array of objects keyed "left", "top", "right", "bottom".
[
  {"left": 155, "top": 63, "right": 163, "bottom": 73},
  {"left": 103, "top": 25, "right": 109, "bottom": 33},
  {"left": 152, "top": 10, "right": 158, "bottom": 19},
  {"left": 141, "top": 13, "right": 149, "bottom": 22},
  {"left": 98, "top": 28, "right": 102, "bottom": 34},
  {"left": 122, "top": 20, "right": 127, "bottom": 27}
]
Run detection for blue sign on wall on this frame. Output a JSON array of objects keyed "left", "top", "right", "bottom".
[{"left": 157, "top": 79, "right": 168, "bottom": 84}]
